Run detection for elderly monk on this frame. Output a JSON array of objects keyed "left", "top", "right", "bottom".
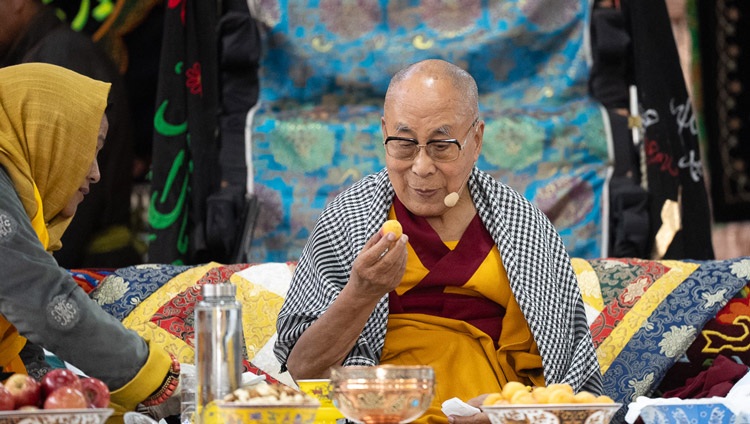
[
  {"left": 0, "top": 63, "right": 180, "bottom": 422},
  {"left": 274, "top": 59, "right": 603, "bottom": 423}
]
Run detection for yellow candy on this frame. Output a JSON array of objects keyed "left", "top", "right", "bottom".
[
  {"left": 381, "top": 220, "right": 403, "bottom": 239},
  {"left": 573, "top": 391, "right": 597, "bottom": 403},
  {"left": 501, "top": 381, "right": 529, "bottom": 401},
  {"left": 482, "top": 393, "right": 504, "bottom": 406}
]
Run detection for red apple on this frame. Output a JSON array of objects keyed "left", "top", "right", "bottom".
[
  {"left": 3, "top": 374, "right": 41, "bottom": 408},
  {"left": 0, "top": 385, "right": 15, "bottom": 410},
  {"left": 43, "top": 387, "right": 87, "bottom": 410},
  {"left": 79, "top": 377, "right": 110, "bottom": 408},
  {"left": 41, "top": 369, "right": 82, "bottom": 398}
]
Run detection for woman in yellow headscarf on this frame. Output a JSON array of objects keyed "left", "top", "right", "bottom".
[{"left": 0, "top": 63, "right": 180, "bottom": 422}]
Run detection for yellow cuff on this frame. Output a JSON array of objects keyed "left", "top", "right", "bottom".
[{"left": 109, "top": 340, "right": 172, "bottom": 412}]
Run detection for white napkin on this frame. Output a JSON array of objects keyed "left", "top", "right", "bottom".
[
  {"left": 241, "top": 372, "right": 267, "bottom": 386},
  {"left": 441, "top": 397, "right": 481, "bottom": 417}
]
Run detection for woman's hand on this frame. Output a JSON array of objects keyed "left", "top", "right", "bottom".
[{"left": 348, "top": 226, "right": 408, "bottom": 299}]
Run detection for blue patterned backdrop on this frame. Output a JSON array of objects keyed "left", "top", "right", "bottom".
[{"left": 247, "top": 0, "right": 610, "bottom": 262}]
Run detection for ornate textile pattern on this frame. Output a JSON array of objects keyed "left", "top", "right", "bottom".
[
  {"left": 148, "top": 0, "right": 220, "bottom": 264},
  {"left": 80, "top": 256, "right": 750, "bottom": 402},
  {"left": 90, "top": 262, "right": 298, "bottom": 384},
  {"left": 248, "top": 0, "right": 611, "bottom": 262},
  {"left": 697, "top": 0, "right": 750, "bottom": 222},
  {"left": 68, "top": 268, "right": 114, "bottom": 294},
  {"left": 90, "top": 263, "right": 192, "bottom": 321},
  {"left": 620, "top": 0, "right": 714, "bottom": 260},
  {"left": 658, "top": 258, "right": 750, "bottom": 393},
  {"left": 573, "top": 257, "right": 750, "bottom": 423}
]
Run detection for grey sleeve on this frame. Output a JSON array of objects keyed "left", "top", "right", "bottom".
[{"left": 0, "top": 169, "right": 148, "bottom": 390}]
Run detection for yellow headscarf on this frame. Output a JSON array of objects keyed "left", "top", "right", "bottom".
[
  {"left": 0, "top": 63, "right": 110, "bottom": 374},
  {"left": 0, "top": 63, "right": 111, "bottom": 252}
]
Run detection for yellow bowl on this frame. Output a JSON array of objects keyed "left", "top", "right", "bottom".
[
  {"left": 297, "top": 379, "right": 346, "bottom": 423},
  {"left": 206, "top": 402, "right": 319, "bottom": 424}
]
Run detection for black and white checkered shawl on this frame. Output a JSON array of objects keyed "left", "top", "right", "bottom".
[{"left": 274, "top": 168, "right": 603, "bottom": 394}]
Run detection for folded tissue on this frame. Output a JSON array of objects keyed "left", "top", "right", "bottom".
[{"left": 442, "top": 397, "right": 481, "bottom": 417}]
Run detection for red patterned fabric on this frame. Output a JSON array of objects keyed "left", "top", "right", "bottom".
[
  {"left": 147, "top": 263, "right": 278, "bottom": 382},
  {"left": 589, "top": 259, "right": 671, "bottom": 347},
  {"left": 68, "top": 268, "right": 114, "bottom": 294}
]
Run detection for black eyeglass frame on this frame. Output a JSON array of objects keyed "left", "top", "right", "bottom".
[{"left": 383, "top": 117, "right": 479, "bottom": 162}]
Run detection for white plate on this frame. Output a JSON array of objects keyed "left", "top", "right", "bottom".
[{"left": 482, "top": 403, "right": 622, "bottom": 424}]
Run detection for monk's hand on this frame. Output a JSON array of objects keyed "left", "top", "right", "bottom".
[
  {"left": 349, "top": 227, "right": 409, "bottom": 298},
  {"left": 447, "top": 413, "right": 491, "bottom": 424},
  {"left": 447, "top": 394, "right": 491, "bottom": 424}
]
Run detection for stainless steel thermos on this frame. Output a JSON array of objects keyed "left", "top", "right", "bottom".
[{"left": 195, "top": 283, "right": 243, "bottom": 423}]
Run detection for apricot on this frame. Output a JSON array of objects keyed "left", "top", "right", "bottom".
[
  {"left": 509, "top": 391, "right": 535, "bottom": 405},
  {"left": 381, "top": 220, "right": 403, "bottom": 239},
  {"left": 531, "top": 386, "right": 550, "bottom": 403},
  {"left": 547, "top": 388, "right": 575, "bottom": 404},
  {"left": 545, "top": 383, "right": 574, "bottom": 395},
  {"left": 482, "top": 393, "right": 504, "bottom": 406},
  {"left": 572, "top": 391, "right": 597, "bottom": 404},
  {"left": 501, "top": 381, "right": 529, "bottom": 401},
  {"left": 590, "top": 394, "right": 615, "bottom": 404}
]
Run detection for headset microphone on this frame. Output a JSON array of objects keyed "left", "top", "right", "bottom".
[{"left": 443, "top": 167, "right": 474, "bottom": 208}]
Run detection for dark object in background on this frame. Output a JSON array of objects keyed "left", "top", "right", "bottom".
[
  {"left": 698, "top": 0, "right": 750, "bottom": 223},
  {"left": 0, "top": 4, "right": 141, "bottom": 268},
  {"left": 621, "top": 0, "right": 714, "bottom": 260}
]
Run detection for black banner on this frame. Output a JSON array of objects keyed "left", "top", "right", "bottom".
[{"left": 621, "top": 0, "right": 714, "bottom": 259}]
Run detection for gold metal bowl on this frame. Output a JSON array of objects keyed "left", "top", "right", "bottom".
[{"left": 329, "top": 365, "right": 435, "bottom": 424}]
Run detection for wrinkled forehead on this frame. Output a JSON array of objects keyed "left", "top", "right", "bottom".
[{"left": 384, "top": 80, "right": 470, "bottom": 128}]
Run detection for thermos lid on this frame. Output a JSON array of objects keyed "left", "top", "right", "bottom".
[{"left": 201, "top": 283, "right": 237, "bottom": 298}]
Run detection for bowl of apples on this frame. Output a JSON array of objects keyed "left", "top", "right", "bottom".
[
  {"left": 481, "top": 382, "right": 621, "bottom": 424},
  {"left": 0, "top": 368, "right": 113, "bottom": 424}
]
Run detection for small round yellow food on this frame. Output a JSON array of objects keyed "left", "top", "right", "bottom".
[
  {"left": 509, "top": 391, "right": 535, "bottom": 405},
  {"left": 483, "top": 393, "right": 505, "bottom": 406},
  {"left": 531, "top": 386, "right": 550, "bottom": 403},
  {"left": 547, "top": 388, "right": 575, "bottom": 404},
  {"left": 381, "top": 220, "right": 403, "bottom": 239},
  {"left": 590, "top": 394, "right": 615, "bottom": 404},
  {"left": 572, "top": 391, "right": 598, "bottom": 404},
  {"left": 546, "top": 383, "right": 574, "bottom": 395},
  {"left": 500, "top": 381, "right": 529, "bottom": 401},
  {"left": 482, "top": 382, "right": 614, "bottom": 406}
]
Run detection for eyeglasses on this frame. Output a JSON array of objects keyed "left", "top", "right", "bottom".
[{"left": 383, "top": 118, "right": 479, "bottom": 162}]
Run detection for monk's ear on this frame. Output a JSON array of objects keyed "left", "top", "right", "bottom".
[{"left": 472, "top": 119, "right": 484, "bottom": 161}]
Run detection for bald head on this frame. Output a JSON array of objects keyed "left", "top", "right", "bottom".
[{"left": 385, "top": 59, "right": 479, "bottom": 119}]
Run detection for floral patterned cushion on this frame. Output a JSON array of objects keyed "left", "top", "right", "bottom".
[
  {"left": 86, "top": 262, "right": 298, "bottom": 386},
  {"left": 572, "top": 257, "right": 750, "bottom": 423},
  {"left": 82, "top": 256, "right": 750, "bottom": 407}
]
